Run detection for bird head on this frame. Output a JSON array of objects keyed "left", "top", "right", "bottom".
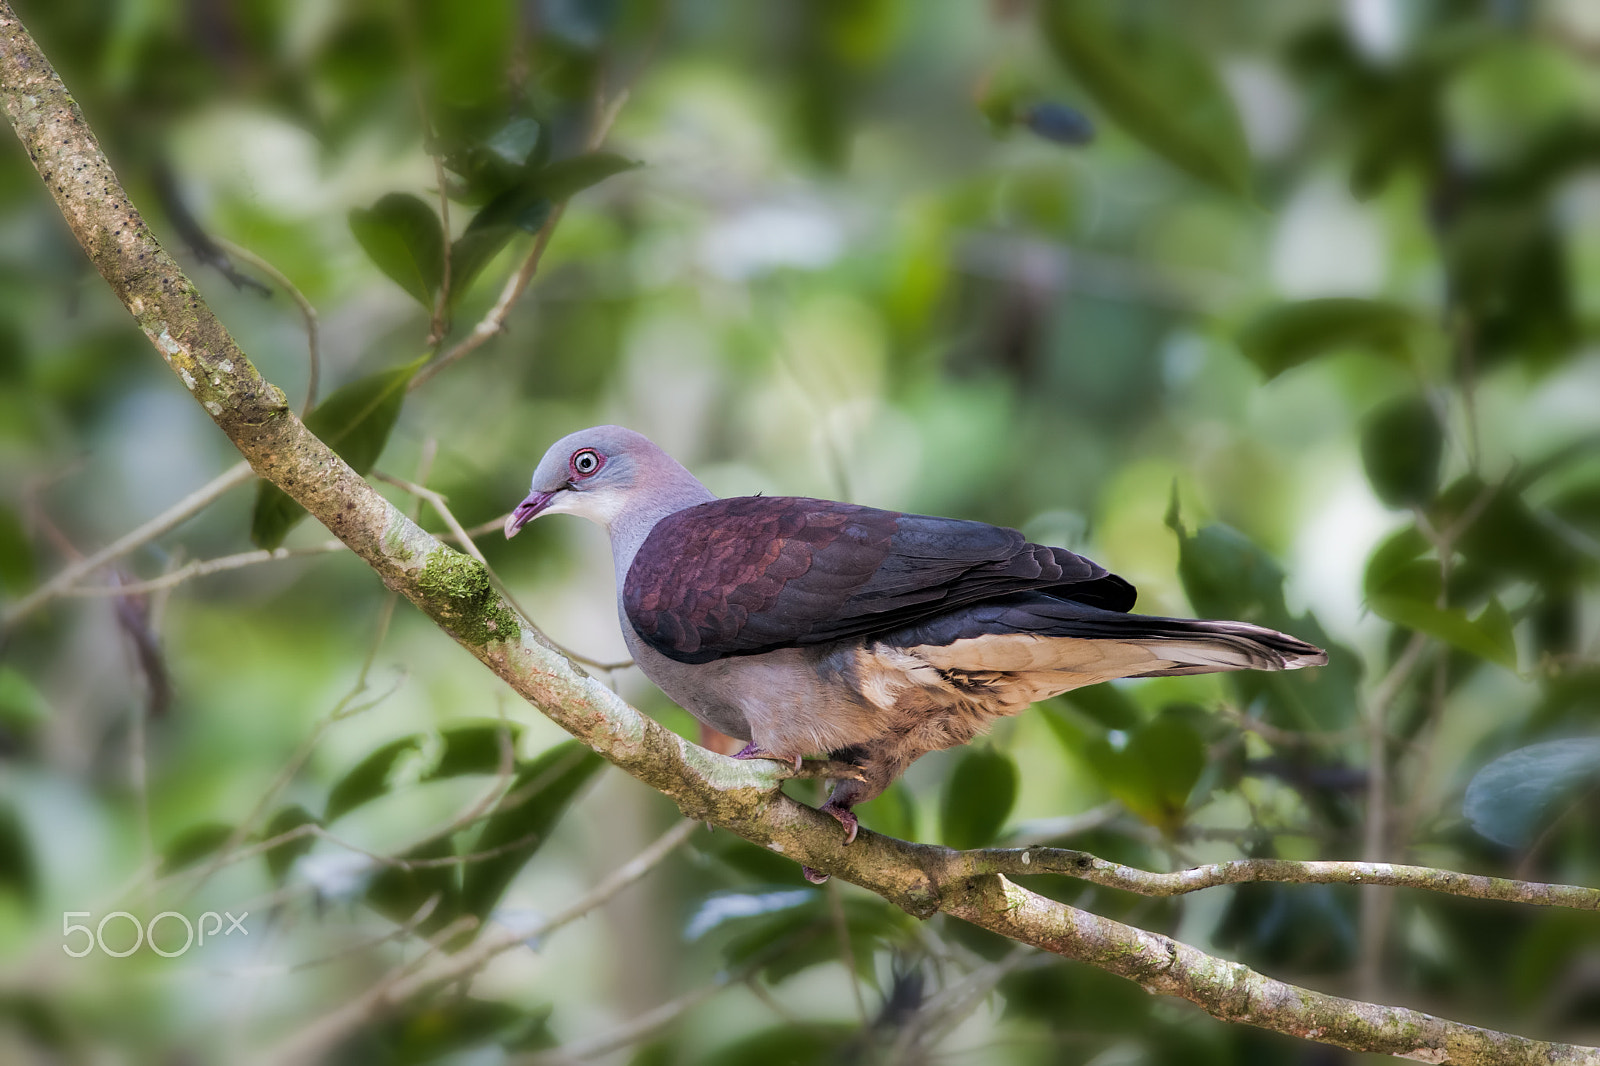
[{"left": 504, "top": 425, "right": 658, "bottom": 537}]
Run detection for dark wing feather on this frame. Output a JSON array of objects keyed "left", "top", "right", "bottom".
[{"left": 623, "top": 496, "right": 1135, "bottom": 663}]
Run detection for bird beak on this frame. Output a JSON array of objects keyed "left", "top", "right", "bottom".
[{"left": 504, "top": 490, "right": 556, "bottom": 539}]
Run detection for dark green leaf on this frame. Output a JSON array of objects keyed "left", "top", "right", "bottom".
[
  {"left": 940, "top": 746, "right": 1017, "bottom": 849},
  {"left": 702, "top": 1025, "right": 856, "bottom": 1066},
  {"left": 159, "top": 822, "right": 235, "bottom": 875},
  {"left": 1464, "top": 739, "right": 1600, "bottom": 846},
  {"left": 324, "top": 735, "right": 426, "bottom": 823},
  {"left": 427, "top": 720, "right": 523, "bottom": 780},
  {"left": 1364, "top": 526, "right": 1430, "bottom": 600},
  {"left": 1084, "top": 711, "right": 1203, "bottom": 831},
  {"left": 0, "top": 803, "right": 36, "bottom": 906},
  {"left": 0, "top": 667, "right": 50, "bottom": 732},
  {"left": 1368, "top": 593, "right": 1518, "bottom": 669},
  {"left": 448, "top": 225, "right": 521, "bottom": 306},
  {"left": 1362, "top": 395, "right": 1443, "bottom": 508},
  {"left": 685, "top": 887, "right": 816, "bottom": 941},
  {"left": 1039, "top": 0, "right": 1250, "bottom": 196},
  {"left": 340, "top": 999, "right": 554, "bottom": 1064},
  {"left": 460, "top": 741, "right": 604, "bottom": 920},
  {"left": 691, "top": 826, "right": 813, "bottom": 886},
  {"left": 0, "top": 504, "right": 33, "bottom": 594},
  {"left": 529, "top": 151, "right": 640, "bottom": 202},
  {"left": 1060, "top": 681, "right": 1144, "bottom": 730},
  {"left": 251, "top": 355, "right": 425, "bottom": 549},
  {"left": 261, "top": 805, "right": 318, "bottom": 883},
  {"left": 1170, "top": 511, "right": 1361, "bottom": 732},
  {"left": 323, "top": 721, "right": 523, "bottom": 824},
  {"left": 348, "top": 193, "right": 445, "bottom": 308},
  {"left": 855, "top": 781, "right": 916, "bottom": 841},
  {"left": 1237, "top": 298, "right": 1419, "bottom": 380},
  {"left": 717, "top": 893, "right": 908, "bottom": 983},
  {"left": 366, "top": 834, "right": 460, "bottom": 929}
]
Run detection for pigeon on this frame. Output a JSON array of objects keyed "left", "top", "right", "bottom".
[{"left": 506, "top": 425, "right": 1326, "bottom": 858}]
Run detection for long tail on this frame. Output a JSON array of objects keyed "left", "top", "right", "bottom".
[
  {"left": 891, "top": 594, "right": 1327, "bottom": 679},
  {"left": 1102, "top": 615, "right": 1327, "bottom": 676}
]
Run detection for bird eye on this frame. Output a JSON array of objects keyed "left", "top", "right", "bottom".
[{"left": 570, "top": 448, "right": 602, "bottom": 478}]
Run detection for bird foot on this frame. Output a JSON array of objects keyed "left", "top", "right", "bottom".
[
  {"left": 819, "top": 800, "right": 859, "bottom": 845},
  {"left": 731, "top": 742, "right": 803, "bottom": 772},
  {"left": 801, "top": 865, "right": 830, "bottom": 885}
]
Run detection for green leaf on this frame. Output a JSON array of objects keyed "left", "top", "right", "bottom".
[
  {"left": 261, "top": 805, "right": 319, "bottom": 883},
  {"left": 323, "top": 721, "right": 523, "bottom": 824},
  {"left": 529, "top": 151, "right": 639, "bottom": 201},
  {"left": 716, "top": 893, "right": 909, "bottom": 983},
  {"left": 0, "top": 803, "right": 36, "bottom": 906},
  {"left": 1060, "top": 682, "right": 1143, "bottom": 731},
  {"left": 1237, "top": 298, "right": 1419, "bottom": 380},
  {"left": 426, "top": 720, "right": 523, "bottom": 780},
  {"left": 0, "top": 667, "right": 50, "bottom": 732},
  {"left": 855, "top": 781, "right": 917, "bottom": 841},
  {"left": 1170, "top": 510, "right": 1361, "bottom": 733},
  {"left": 250, "top": 355, "right": 425, "bottom": 549},
  {"left": 1464, "top": 739, "right": 1600, "bottom": 847},
  {"left": 685, "top": 888, "right": 817, "bottom": 941},
  {"left": 324, "top": 735, "right": 426, "bottom": 823},
  {"left": 1368, "top": 593, "right": 1518, "bottom": 669},
  {"left": 348, "top": 1000, "right": 554, "bottom": 1064},
  {"left": 1084, "top": 712, "right": 1203, "bottom": 832},
  {"left": 702, "top": 1025, "right": 856, "bottom": 1066},
  {"left": 448, "top": 225, "right": 522, "bottom": 306},
  {"left": 1039, "top": 0, "right": 1250, "bottom": 196},
  {"left": 1362, "top": 395, "right": 1444, "bottom": 508},
  {"left": 159, "top": 822, "right": 235, "bottom": 875},
  {"left": 366, "top": 834, "right": 460, "bottom": 929},
  {"left": 0, "top": 504, "right": 33, "bottom": 594},
  {"left": 348, "top": 192, "right": 445, "bottom": 308},
  {"left": 460, "top": 741, "right": 604, "bottom": 920},
  {"left": 940, "top": 747, "right": 1017, "bottom": 849},
  {"left": 1364, "top": 526, "right": 1430, "bottom": 600}
]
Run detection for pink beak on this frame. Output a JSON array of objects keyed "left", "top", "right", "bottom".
[{"left": 504, "top": 490, "right": 556, "bottom": 538}]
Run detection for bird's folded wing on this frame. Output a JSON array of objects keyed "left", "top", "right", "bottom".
[{"left": 623, "top": 496, "right": 1135, "bottom": 663}]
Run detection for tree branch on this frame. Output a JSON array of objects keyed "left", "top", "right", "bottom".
[
  {"left": 3, "top": 8, "right": 1598, "bottom": 1063},
  {"left": 953, "top": 848, "right": 1600, "bottom": 909}
]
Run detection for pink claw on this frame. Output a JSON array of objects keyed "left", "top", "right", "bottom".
[
  {"left": 820, "top": 801, "right": 859, "bottom": 845},
  {"left": 732, "top": 743, "right": 803, "bottom": 771},
  {"left": 802, "top": 865, "right": 830, "bottom": 884}
]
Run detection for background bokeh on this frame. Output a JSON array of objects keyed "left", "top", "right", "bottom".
[{"left": 2, "top": 0, "right": 1599, "bottom": 1062}]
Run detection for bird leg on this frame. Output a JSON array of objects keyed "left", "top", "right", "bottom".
[{"left": 730, "top": 741, "right": 803, "bottom": 772}]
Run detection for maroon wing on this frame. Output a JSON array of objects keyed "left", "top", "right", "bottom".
[{"left": 622, "top": 496, "right": 1134, "bottom": 664}]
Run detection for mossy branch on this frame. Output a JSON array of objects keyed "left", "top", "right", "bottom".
[{"left": 3, "top": 6, "right": 1598, "bottom": 1063}]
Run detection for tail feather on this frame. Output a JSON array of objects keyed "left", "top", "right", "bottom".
[
  {"left": 887, "top": 593, "right": 1327, "bottom": 677},
  {"left": 1116, "top": 617, "right": 1328, "bottom": 675}
]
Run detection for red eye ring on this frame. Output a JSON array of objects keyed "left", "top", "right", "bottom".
[{"left": 569, "top": 448, "right": 603, "bottom": 480}]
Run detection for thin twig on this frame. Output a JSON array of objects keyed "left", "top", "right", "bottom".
[
  {"left": 951, "top": 848, "right": 1600, "bottom": 909},
  {"left": 4, "top": 461, "right": 255, "bottom": 627},
  {"left": 519, "top": 961, "right": 756, "bottom": 1065},
  {"left": 408, "top": 86, "right": 631, "bottom": 392},
  {"left": 257, "top": 819, "right": 698, "bottom": 1066},
  {"left": 61, "top": 542, "right": 347, "bottom": 596},
  {"left": 213, "top": 237, "right": 320, "bottom": 413}
]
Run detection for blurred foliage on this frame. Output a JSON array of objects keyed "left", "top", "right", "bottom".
[{"left": 1, "top": 0, "right": 1600, "bottom": 1063}]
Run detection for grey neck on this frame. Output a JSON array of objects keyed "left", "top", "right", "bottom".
[{"left": 608, "top": 472, "right": 716, "bottom": 579}]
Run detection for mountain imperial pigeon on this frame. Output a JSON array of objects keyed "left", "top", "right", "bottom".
[{"left": 506, "top": 425, "right": 1326, "bottom": 858}]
